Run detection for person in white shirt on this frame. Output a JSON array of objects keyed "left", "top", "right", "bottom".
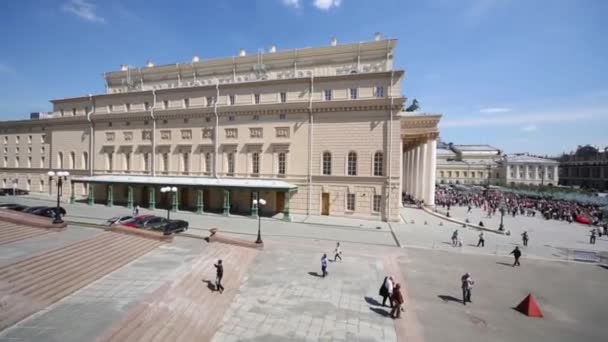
[{"left": 333, "top": 242, "right": 342, "bottom": 262}]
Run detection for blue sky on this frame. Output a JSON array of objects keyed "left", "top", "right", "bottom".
[{"left": 1, "top": 0, "right": 606, "bottom": 155}]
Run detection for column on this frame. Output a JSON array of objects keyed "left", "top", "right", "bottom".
[
  {"left": 127, "top": 185, "right": 134, "bottom": 209},
  {"left": 106, "top": 184, "right": 113, "bottom": 207},
  {"left": 525, "top": 165, "right": 530, "bottom": 181},
  {"left": 399, "top": 143, "right": 404, "bottom": 199},
  {"left": 148, "top": 187, "right": 156, "bottom": 209},
  {"left": 196, "top": 189, "right": 204, "bottom": 214},
  {"left": 407, "top": 150, "right": 413, "bottom": 195},
  {"left": 425, "top": 138, "right": 437, "bottom": 206},
  {"left": 554, "top": 165, "right": 559, "bottom": 182},
  {"left": 412, "top": 147, "right": 419, "bottom": 199},
  {"left": 87, "top": 183, "right": 94, "bottom": 205},
  {"left": 282, "top": 191, "right": 291, "bottom": 221},
  {"left": 417, "top": 143, "right": 427, "bottom": 202},
  {"left": 409, "top": 150, "right": 415, "bottom": 196},
  {"left": 223, "top": 189, "right": 230, "bottom": 216},
  {"left": 171, "top": 189, "right": 178, "bottom": 212},
  {"left": 534, "top": 165, "right": 539, "bottom": 180},
  {"left": 69, "top": 181, "right": 75, "bottom": 204},
  {"left": 251, "top": 191, "right": 258, "bottom": 218}
]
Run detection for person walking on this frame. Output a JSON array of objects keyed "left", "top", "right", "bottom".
[
  {"left": 379, "top": 276, "right": 394, "bottom": 308},
  {"left": 461, "top": 273, "right": 474, "bottom": 305},
  {"left": 390, "top": 283, "right": 404, "bottom": 319},
  {"left": 476, "top": 232, "right": 485, "bottom": 247},
  {"left": 133, "top": 205, "right": 140, "bottom": 216},
  {"left": 510, "top": 246, "right": 522, "bottom": 267},
  {"left": 467, "top": 205, "right": 472, "bottom": 214},
  {"left": 590, "top": 229, "right": 597, "bottom": 244},
  {"left": 333, "top": 242, "right": 342, "bottom": 262},
  {"left": 214, "top": 259, "right": 224, "bottom": 293},
  {"left": 451, "top": 230, "right": 459, "bottom": 247},
  {"left": 321, "top": 253, "right": 329, "bottom": 277},
  {"left": 522, "top": 231, "right": 529, "bottom": 247}
]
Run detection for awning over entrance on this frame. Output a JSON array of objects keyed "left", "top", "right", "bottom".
[{"left": 72, "top": 175, "right": 298, "bottom": 191}]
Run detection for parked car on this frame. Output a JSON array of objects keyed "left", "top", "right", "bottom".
[
  {"left": 134, "top": 216, "right": 168, "bottom": 230},
  {"left": 122, "top": 215, "right": 156, "bottom": 228},
  {"left": 5, "top": 204, "right": 29, "bottom": 211},
  {"left": 154, "top": 219, "right": 189, "bottom": 235},
  {"left": 106, "top": 215, "right": 134, "bottom": 226},
  {"left": 0, "top": 203, "right": 24, "bottom": 209},
  {"left": 22, "top": 206, "right": 48, "bottom": 214},
  {"left": 31, "top": 206, "right": 67, "bottom": 218},
  {"left": 0, "top": 188, "right": 29, "bottom": 196}
]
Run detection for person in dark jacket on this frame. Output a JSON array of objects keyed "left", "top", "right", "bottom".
[
  {"left": 522, "top": 231, "right": 529, "bottom": 247},
  {"left": 214, "top": 259, "right": 224, "bottom": 293},
  {"left": 590, "top": 229, "right": 597, "bottom": 244},
  {"left": 461, "top": 273, "right": 474, "bottom": 305},
  {"left": 379, "top": 276, "right": 394, "bottom": 308},
  {"left": 510, "top": 246, "right": 522, "bottom": 266},
  {"left": 321, "top": 254, "right": 328, "bottom": 277},
  {"left": 390, "top": 283, "right": 404, "bottom": 319}
]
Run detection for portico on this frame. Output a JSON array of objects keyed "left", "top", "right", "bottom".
[{"left": 400, "top": 114, "right": 441, "bottom": 207}]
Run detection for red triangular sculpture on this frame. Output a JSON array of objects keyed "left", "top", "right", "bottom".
[{"left": 515, "top": 293, "right": 543, "bottom": 318}]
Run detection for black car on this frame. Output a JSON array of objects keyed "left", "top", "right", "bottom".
[
  {"left": 134, "top": 216, "right": 168, "bottom": 230},
  {"left": 31, "top": 206, "right": 67, "bottom": 218},
  {"left": 23, "top": 206, "right": 49, "bottom": 214},
  {"left": 0, "top": 188, "right": 29, "bottom": 196},
  {"left": 4, "top": 204, "right": 29, "bottom": 212},
  {"left": 154, "top": 219, "right": 189, "bottom": 235}
]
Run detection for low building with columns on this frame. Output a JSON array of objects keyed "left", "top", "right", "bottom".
[
  {"left": 0, "top": 36, "right": 441, "bottom": 222},
  {"left": 500, "top": 153, "right": 559, "bottom": 186},
  {"left": 436, "top": 143, "right": 502, "bottom": 185}
]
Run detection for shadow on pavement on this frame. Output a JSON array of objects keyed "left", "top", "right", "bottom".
[
  {"left": 308, "top": 271, "right": 323, "bottom": 277},
  {"left": 364, "top": 296, "right": 382, "bottom": 306},
  {"left": 438, "top": 295, "right": 462, "bottom": 303},
  {"left": 369, "top": 307, "right": 391, "bottom": 317},
  {"left": 598, "top": 264, "right": 608, "bottom": 271},
  {"left": 202, "top": 279, "right": 216, "bottom": 291},
  {"left": 496, "top": 261, "right": 514, "bottom": 267}
]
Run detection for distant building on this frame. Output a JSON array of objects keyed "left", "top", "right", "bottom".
[
  {"left": 499, "top": 153, "right": 559, "bottom": 186},
  {"left": 559, "top": 145, "right": 608, "bottom": 191},
  {"left": 436, "top": 143, "right": 501, "bottom": 185}
]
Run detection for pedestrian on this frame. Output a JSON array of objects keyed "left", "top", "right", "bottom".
[
  {"left": 461, "top": 273, "right": 474, "bottom": 305},
  {"left": 590, "top": 229, "right": 596, "bottom": 244},
  {"left": 522, "top": 231, "right": 529, "bottom": 247},
  {"left": 477, "top": 232, "right": 485, "bottom": 247},
  {"left": 379, "top": 276, "right": 394, "bottom": 308},
  {"left": 133, "top": 205, "right": 140, "bottom": 216},
  {"left": 467, "top": 205, "right": 472, "bottom": 214},
  {"left": 451, "top": 230, "right": 458, "bottom": 247},
  {"left": 214, "top": 259, "right": 224, "bottom": 293},
  {"left": 510, "top": 246, "right": 522, "bottom": 267},
  {"left": 321, "top": 253, "right": 328, "bottom": 277},
  {"left": 390, "top": 283, "right": 404, "bottom": 319},
  {"left": 333, "top": 242, "right": 342, "bottom": 262}
]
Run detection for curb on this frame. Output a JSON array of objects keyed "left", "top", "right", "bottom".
[{"left": 422, "top": 207, "right": 505, "bottom": 235}]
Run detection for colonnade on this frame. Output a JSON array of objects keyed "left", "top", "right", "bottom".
[{"left": 402, "top": 137, "right": 437, "bottom": 206}]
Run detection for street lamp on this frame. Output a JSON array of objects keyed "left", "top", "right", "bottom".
[
  {"left": 47, "top": 170, "right": 69, "bottom": 224},
  {"left": 252, "top": 198, "right": 266, "bottom": 244},
  {"left": 160, "top": 186, "right": 177, "bottom": 220}
]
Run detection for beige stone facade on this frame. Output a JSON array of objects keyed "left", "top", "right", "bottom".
[
  {"left": 0, "top": 38, "right": 440, "bottom": 221},
  {"left": 436, "top": 144, "right": 502, "bottom": 185}
]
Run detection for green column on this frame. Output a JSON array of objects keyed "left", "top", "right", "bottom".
[
  {"left": 223, "top": 189, "right": 230, "bottom": 216},
  {"left": 127, "top": 185, "right": 134, "bottom": 209},
  {"left": 282, "top": 191, "right": 291, "bottom": 221},
  {"left": 250, "top": 191, "right": 259, "bottom": 218},
  {"left": 69, "top": 181, "right": 75, "bottom": 204},
  {"left": 107, "top": 184, "right": 114, "bottom": 207},
  {"left": 171, "top": 189, "right": 178, "bottom": 212},
  {"left": 87, "top": 183, "right": 94, "bottom": 205},
  {"left": 148, "top": 187, "right": 156, "bottom": 209},
  {"left": 196, "top": 189, "right": 204, "bottom": 214}
]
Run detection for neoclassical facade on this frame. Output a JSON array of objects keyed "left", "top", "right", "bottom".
[
  {"left": 559, "top": 145, "right": 608, "bottom": 191},
  {"left": 0, "top": 37, "right": 440, "bottom": 221},
  {"left": 436, "top": 143, "right": 501, "bottom": 185},
  {"left": 499, "top": 153, "right": 559, "bottom": 186}
]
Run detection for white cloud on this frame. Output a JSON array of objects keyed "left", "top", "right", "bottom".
[
  {"left": 313, "top": 0, "right": 342, "bottom": 10},
  {"left": 0, "top": 63, "right": 16, "bottom": 75},
  {"left": 282, "top": 0, "right": 301, "bottom": 8},
  {"left": 62, "top": 0, "right": 105, "bottom": 23},
  {"left": 520, "top": 124, "right": 537, "bottom": 132},
  {"left": 479, "top": 107, "right": 511, "bottom": 114}
]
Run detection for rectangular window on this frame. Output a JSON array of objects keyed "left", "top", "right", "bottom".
[
  {"left": 126, "top": 103, "right": 131, "bottom": 111},
  {"left": 143, "top": 153, "right": 150, "bottom": 171},
  {"left": 206, "top": 96, "right": 215, "bottom": 107},
  {"left": 40, "top": 156, "right": 45, "bottom": 167},
  {"left": 280, "top": 92, "right": 287, "bottom": 103},
  {"left": 145, "top": 102, "right": 150, "bottom": 110},
  {"left": 375, "top": 86, "right": 384, "bottom": 98},
  {"left": 373, "top": 195, "right": 381, "bottom": 212},
  {"left": 163, "top": 100, "right": 169, "bottom": 109},
  {"left": 72, "top": 108, "right": 76, "bottom": 116},
  {"left": 229, "top": 95, "right": 235, "bottom": 105},
  {"left": 2, "top": 157, "right": 6, "bottom": 167},
  {"left": 324, "top": 89, "right": 332, "bottom": 101},
  {"left": 346, "top": 193, "right": 355, "bottom": 211},
  {"left": 184, "top": 98, "right": 190, "bottom": 108},
  {"left": 205, "top": 153, "right": 212, "bottom": 174},
  {"left": 350, "top": 88, "right": 358, "bottom": 99},
  {"left": 227, "top": 153, "right": 235, "bottom": 176},
  {"left": 3, "top": 137, "right": 7, "bottom": 144},
  {"left": 27, "top": 156, "right": 31, "bottom": 168},
  {"left": 182, "top": 153, "right": 189, "bottom": 173},
  {"left": 28, "top": 135, "right": 32, "bottom": 144},
  {"left": 229, "top": 116, "right": 235, "bottom": 121},
  {"left": 15, "top": 156, "right": 19, "bottom": 167},
  {"left": 108, "top": 105, "right": 114, "bottom": 112},
  {"left": 252, "top": 152, "right": 260, "bottom": 175},
  {"left": 16, "top": 136, "right": 19, "bottom": 144},
  {"left": 279, "top": 113, "right": 286, "bottom": 120},
  {"left": 254, "top": 94, "right": 260, "bottom": 104},
  {"left": 278, "top": 152, "right": 286, "bottom": 175},
  {"left": 253, "top": 115, "right": 259, "bottom": 121},
  {"left": 125, "top": 153, "right": 131, "bottom": 171}
]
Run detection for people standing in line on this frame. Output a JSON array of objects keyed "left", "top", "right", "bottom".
[
  {"left": 522, "top": 231, "right": 529, "bottom": 247},
  {"left": 379, "top": 276, "right": 394, "bottom": 308},
  {"left": 214, "top": 259, "right": 224, "bottom": 293},
  {"left": 321, "top": 253, "right": 329, "bottom": 277},
  {"left": 333, "top": 242, "right": 342, "bottom": 262},
  {"left": 590, "top": 229, "right": 597, "bottom": 244},
  {"left": 477, "top": 232, "right": 485, "bottom": 247},
  {"left": 461, "top": 273, "right": 474, "bottom": 305},
  {"left": 510, "top": 246, "right": 522, "bottom": 267},
  {"left": 390, "top": 283, "right": 404, "bottom": 319},
  {"left": 452, "top": 230, "right": 459, "bottom": 247}
]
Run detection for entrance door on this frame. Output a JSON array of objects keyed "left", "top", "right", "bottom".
[
  {"left": 276, "top": 192, "right": 285, "bottom": 213},
  {"left": 321, "top": 193, "right": 330, "bottom": 215},
  {"left": 180, "top": 188, "right": 189, "bottom": 210}
]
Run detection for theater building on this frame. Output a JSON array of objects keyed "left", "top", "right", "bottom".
[{"left": 0, "top": 36, "right": 440, "bottom": 221}]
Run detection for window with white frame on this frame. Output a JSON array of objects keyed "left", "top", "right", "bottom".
[
  {"left": 28, "top": 135, "right": 32, "bottom": 144},
  {"left": 184, "top": 98, "right": 190, "bottom": 108},
  {"left": 26, "top": 179, "right": 31, "bottom": 190},
  {"left": 163, "top": 100, "right": 169, "bottom": 109},
  {"left": 108, "top": 105, "right": 114, "bottom": 112},
  {"left": 347, "top": 152, "right": 357, "bottom": 176},
  {"left": 229, "top": 95, "right": 235, "bottom": 105},
  {"left": 39, "top": 179, "right": 44, "bottom": 191},
  {"left": 322, "top": 152, "right": 332, "bottom": 175},
  {"left": 204, "top": 152, "right": 212, "bottom": 174},
  {"left": 324, "top": 89, "right": 332, "bottom": 101},
  {"left": 143, "top": 153, "right": 150, "bottom": 171},
  {"left": 16, "top": 136, "right": 20, "bottom": 144},
  {"left": 346, "top": 193, "right": 355, "bottom": 211},
  {"left": 126, "top": 103, "right": 131, "bottom": 111},
  {"left": 254, "top": 94, "right": 260, "bottom": 104},
  {"left": 145, "top": 102, "right": 150, "bottom": 110},
  {"left": 375, "top": 86, "right": 384, "bottom": 98},
  {"left": 227, "top": 153, "right": 235, "bottom": 175},
  {"left": 2, "top": 179, "right": 5, "bottom": 187},
  {"left": 40, "top": 156, "right": 45, "bottom": 168},
  {"left": 373, "top": 195, "right": 382, "bottom": 212},
  {"left": 125, "top": 153, "right": 131, "bottom": 171},
  {"left": 373, "top": 152, "right": 384, "bottom": 176},
  {"left": 252, "top": 152, "right": 260, "bottom": 175},
  {"left": 278, "top": 152, "right": 286, "bottom": 175},
  {"left": 349, "top": 88, "right": 358, "bottom": 99},
  {"left": 107, "top": 152, "right": 113, "bottom": 171},
  {"left": 206, "top": 96, "right": 214, "bottom": 107},
  {"left": 280, "top": 92, "right": 287, "bottom": 103}
]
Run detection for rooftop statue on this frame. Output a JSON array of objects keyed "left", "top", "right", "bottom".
[{"left": 405, "top": 99, "right": 420, "bottom": 112}]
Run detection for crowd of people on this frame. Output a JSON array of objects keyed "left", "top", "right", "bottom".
[{"left": 435, "top": 188, "right": 606, "bottom": 227}]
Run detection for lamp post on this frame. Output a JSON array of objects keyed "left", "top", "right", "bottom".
[
  {"left": 160, "top": 186, "right": 177, "bottom": 220},
  {"left": 252, "top": 198, "right": 266, "bottom": 244},
  {"left": 47, "top": 170, "right": 69, "bottom": 224}
]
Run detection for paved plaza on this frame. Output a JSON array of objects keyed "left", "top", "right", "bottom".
[{"left": 0, "top": 194, "right": 607, "bottom": 341}]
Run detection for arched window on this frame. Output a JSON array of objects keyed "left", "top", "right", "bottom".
[
  {"left": 69, "top": 152, "right": 75, "bottom": 169},
  {"left": 373, "top": 152, "right": 384, "bottom": 176},
  {"left": 82, "top": 152, "right": 88, "bottom": 170},
  {"left": 322, "top": 152, "right": 332, "bottom": 175},
  {"left": 143, "top": 153, "right": 150, "bottom": 171},
  {"left": 107, "top": 152, "right": 113, "bottom": 171},
  {"left": 57, "top": 152, "right": 64, "bottom": 169},
  {"left": 347, "top": 152, "right": 357, "bottom": 176},
  {"left": 204, "top": 152, "right": 212, "bottom": 174},
  {"left": 125, "top": 153, "right": 131, "bottom": 171},
  {"left": 252, "top": 152, "right": 260, "bottom": 175}
]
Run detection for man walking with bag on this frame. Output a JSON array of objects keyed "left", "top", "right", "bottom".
[
  {"left": 461, "top": 273, "right": 474, "bottom": 305},
  {"left": 379, "top": 276, "right": 394, "bottom": 308}
]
